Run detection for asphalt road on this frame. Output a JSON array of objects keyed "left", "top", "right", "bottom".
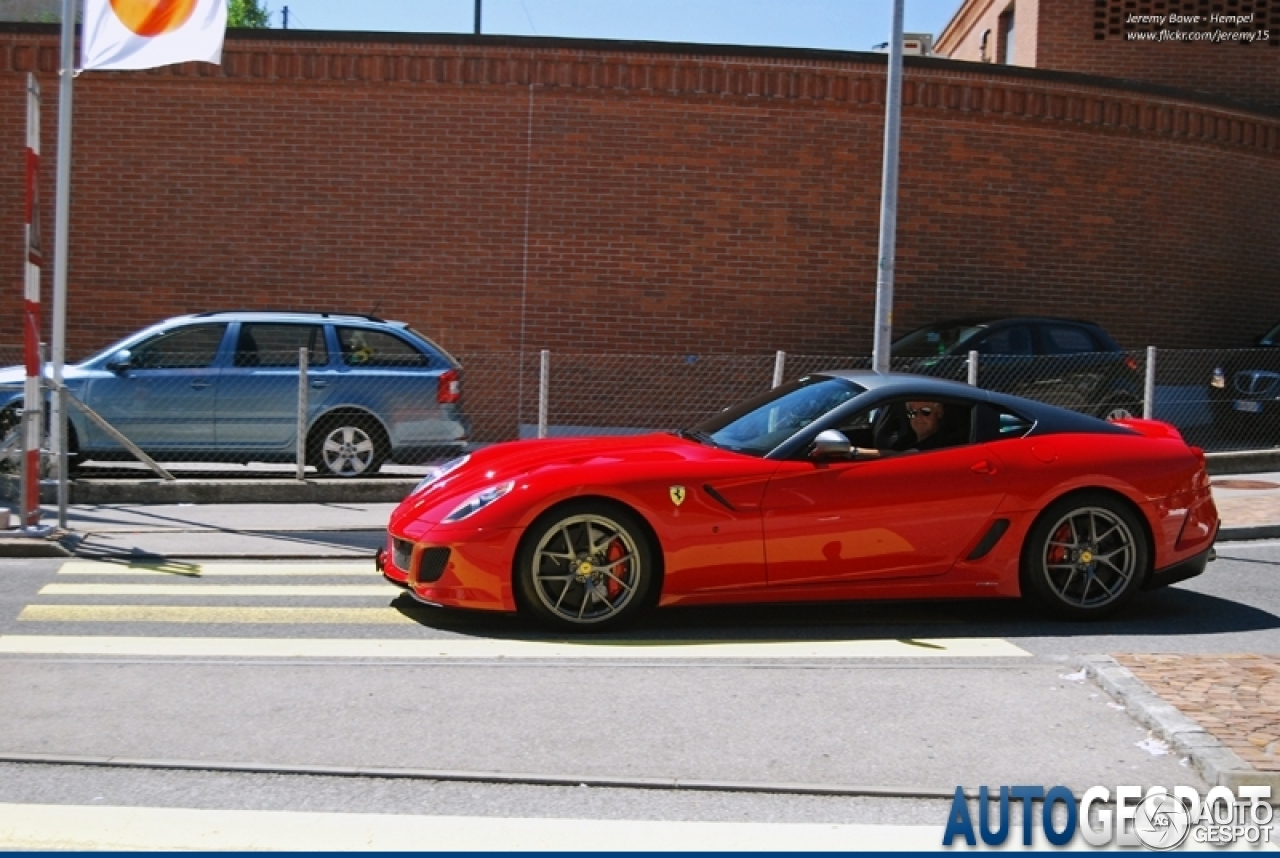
[{"left": 0, "top": 540, "right": 1277, "bottom": 848}]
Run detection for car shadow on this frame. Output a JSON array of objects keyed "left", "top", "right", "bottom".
[{"left": 389, "top": 586, "right": 1280, "bottom": 643}]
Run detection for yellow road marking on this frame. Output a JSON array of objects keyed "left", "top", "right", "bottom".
[
  {"left": 0, "top": 634, "right": 1031, "bottom": 658},
  {"left": 57, "top": 560, "right": 372, "bottom": 577},
  {"left": 0, "top": 803, "right": 947, "bottom": 851},
  {"left": 39, "top": 584, "right": 395, "bottom": 597},
  {"left": 17, "top": 606, "right": 415, "bottom": 624}
]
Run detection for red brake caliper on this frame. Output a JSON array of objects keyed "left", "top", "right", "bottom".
[
  {"left": 605, "top": 538, "right": 628, "bottom": 599},
  {"left": 1048, "top": 523, "right": 1072, "bottom": 564}
]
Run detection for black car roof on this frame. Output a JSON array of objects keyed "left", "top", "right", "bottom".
[
  {"left": 816, "top": 370, "right": 1136, "bottom": 437},
  {"left": 901, "top": 315, "right": 1104, "bottom": 330}
]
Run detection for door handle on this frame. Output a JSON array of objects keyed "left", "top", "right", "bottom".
[
  {"left": 970, "top": 460, "right": 997, "bottom": 475},
  {"left": 190, "top": 380, "right": 211, "bottom": 390},
  {"left": 310, "top": 380, "right": 329, "bottom": 389}
]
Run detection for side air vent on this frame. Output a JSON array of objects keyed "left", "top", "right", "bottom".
[{"left": 966, "top": 519, "right": 1011, "bottom": 561}]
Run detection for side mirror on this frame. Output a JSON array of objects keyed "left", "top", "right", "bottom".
[
  {"left": 105, "top": 349, "right": 132, "bottom": 373},
  {"left": 810, "top": 429, "right": 853, "bottom": 460}
]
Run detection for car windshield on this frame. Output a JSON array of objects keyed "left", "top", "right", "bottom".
[
  {"left": 892, "top": 323, "right": 986, "bottom": 358},
  {"left": 690, "top": 376, "right": 864, "bottom": 456}
]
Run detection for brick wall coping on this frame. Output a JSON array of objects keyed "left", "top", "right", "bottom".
[{"left": 2, "top": 24, "right": 1277, "bottom": 154}]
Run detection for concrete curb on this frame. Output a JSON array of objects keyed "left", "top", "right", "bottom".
[
  {"left": 0, "top": 529, "right": 75, "bottom": 558},
  {"left": 1079, "top": 654, "right": 1280, "bottom": 794},
  {"left": 1206, "top": 450, "right": 1280, "bottom": 476},
  {"left": 1217, "top": 525, "right": 1280, "bottom": 542}
]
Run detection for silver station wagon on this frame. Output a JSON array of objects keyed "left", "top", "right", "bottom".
[{"left": 0, "top": 311, "right": 470, "bottom": 477}]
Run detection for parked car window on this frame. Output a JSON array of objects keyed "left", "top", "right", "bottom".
[
  {"left": 892, "top": 323, "right": 985, "bottom": 358},
  {"left": 237, "top": 323, "right": 329, "bottom": 368},
  {"left": 975, "top": 326, "right": 1033, "bottom": 355},
  {"left": 132, "top": 324, "right": 226, "bottom": 369},
  {"left": 337, "top": 327, "right": 430, "bottom": 368},
  {"left": 1041, "top": 324, "right": 1101, "bottom": 355},
  {"left": 407, "top": 326, "right": 461, "bottom": 366}
]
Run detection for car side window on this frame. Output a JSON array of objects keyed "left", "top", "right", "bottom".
[
  {"left": 976, "top": 326, "right": 1033, "bottom": 356},
  {"left": 1041, "top": 324, "right": 1101, "bottom": 355},
  {"left": 131, "top": 324, "right": 226, "bottom": 370},
  {"left": 337, "top": 327, "right": 430, "bottom": 368},
  {"left": 836, "top": 399, "right": 974, "bottom": 453},
  {"left": 236, "top": 323, "right": 329, "bottom": 368}
]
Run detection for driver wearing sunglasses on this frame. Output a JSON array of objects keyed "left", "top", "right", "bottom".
[
  {"left": 850, "top": 400, "right": 952, "bottom": 459},
  {"left": 906, "top": 401, "right": 946, "bottom": 448}
]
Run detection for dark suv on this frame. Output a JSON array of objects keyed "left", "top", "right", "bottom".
[
  {"left": 1209, "top": 321, "right": 1280, "bottom": 444},
  {"left": 0, "top": 311, "right": 470, "bottom": 476},
  {"left": 892, "top": 316, "right": 1142, "bottom": 419}
]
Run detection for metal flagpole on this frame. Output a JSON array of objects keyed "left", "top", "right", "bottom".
[
  {"left": 50, "top": 0, "right": 78, "bottom": 528},
  {"left": 871, "top": 0, "right": 905, "bottom": 374}
]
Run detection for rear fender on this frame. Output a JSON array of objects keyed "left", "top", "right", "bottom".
[{"left": 1112, "top": 418, "right": 1183, "bottom": 441}]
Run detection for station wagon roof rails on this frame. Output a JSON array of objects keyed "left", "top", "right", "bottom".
[{"left": 193, "top": 310, "right": 387, "bottom": 323}]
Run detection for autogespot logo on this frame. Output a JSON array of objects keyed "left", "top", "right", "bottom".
[{"left": 942, "top": 784, "right": 1273, "bottom": 849}]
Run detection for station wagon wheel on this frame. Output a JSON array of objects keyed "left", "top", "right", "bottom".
[
  {"left": 1022, "top": 493, "right": 1148, "bottom": 619},
  {"left": 1098, "top": 396, "right": 1139, "bottom": 421},
  {"left": 0, "top": 401, "right": 81, "bottom": 473},
  {"left": 309, "top": 414, "right": 387, "bottom": 477},
  {"left": 516, "top": 503, "right": 658, "bottom": 631},
  {"left": 0, "top": 404, "right": 21, "bottom": 473}
]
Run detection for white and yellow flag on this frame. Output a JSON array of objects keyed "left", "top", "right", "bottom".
[{"left": 81, "top": 0, "right": 228, "bottom": 71}]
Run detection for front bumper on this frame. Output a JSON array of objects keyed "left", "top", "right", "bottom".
[{"left": 378, "top": 526, "right": 521, "bottom": 612}]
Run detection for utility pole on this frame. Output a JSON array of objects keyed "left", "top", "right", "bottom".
[
  {"left": 474, "top": 0, "right": 481, "bottom": 34},
  {"left": 282, "top": 6, "right": 289, "bottom": 29},
  {"left": 871, "top": 0, "right": 905, "bottom": 373}
]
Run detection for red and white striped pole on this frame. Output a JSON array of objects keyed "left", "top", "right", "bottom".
[{"left": 21, "top": 73, "right": 43, "bottom": 529}]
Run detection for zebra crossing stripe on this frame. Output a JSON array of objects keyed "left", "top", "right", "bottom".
[
  {"left": 18, "top": 606, "right": 417, "bottom": 624},
  {"left": 39, "top": 584, "right": 395, "bottom": 597},
  {"left": 56, "top": 561, "right": 372, "bottom": 577},
  {"left": 0, "top": 634, "right": 1030, "bottom": 659},
  {"left": 0, "top": 802, "right": 946, "bottom": 851}
]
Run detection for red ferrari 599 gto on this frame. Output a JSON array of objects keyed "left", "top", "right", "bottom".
[{"left": 378, "top": 372, "right": 1218, "bottom": 631}]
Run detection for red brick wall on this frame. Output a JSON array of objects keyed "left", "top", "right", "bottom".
[
  {"left": 1035, "top": 0, "right": 1280, "bottom": 110},
  {"left": 1, "top": 26, "right": 1278, "bottom": 365}
]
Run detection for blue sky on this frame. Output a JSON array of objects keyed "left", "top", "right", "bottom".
[{"left": 263, "top": 1, "right": 963, "bottom": 53}]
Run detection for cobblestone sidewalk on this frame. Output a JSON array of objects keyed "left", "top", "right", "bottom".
[{"left": 1115, "top": 654, "right": 1280, "bottom": 774}]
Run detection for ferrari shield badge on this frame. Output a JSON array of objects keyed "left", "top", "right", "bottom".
[{"left": 669, "top": 485, "right": 686, "bottom": 506}]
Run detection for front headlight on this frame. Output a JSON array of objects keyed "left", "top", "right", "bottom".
[
  {"left": 412, "top": 455, "right": 470, "bottom": 495},
  {"left": 444, "top": 480, "right": 515, "bottom": 523}
]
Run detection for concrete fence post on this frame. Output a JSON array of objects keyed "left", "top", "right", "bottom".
[
  {"left": 1144, "top": 346, "right": 1156, "bottom": 420},
  {"left": 967, "top": 350, "right": 979, "bottom": 386},
  {"left": 772, "top": 351, "right": 786, "bottom": 388},
  {"left": 538, "top": 349, "right": 550, "bottom": 439}
]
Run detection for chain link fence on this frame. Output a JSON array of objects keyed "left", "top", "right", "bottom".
[{"left": 0, "top": 345, "right": 1276, "bottom": 486}]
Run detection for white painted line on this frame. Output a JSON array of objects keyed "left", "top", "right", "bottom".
[
  {"left": 39, "top": 584, "right": 395, "bottom": 597},
  {"left": 0, "top": 803, "right": 947, "bottom": 851},
  {"left": 0, "top": 634, "right": 1031, "bottom": 659},
  {"left": 57, "top": 560, "right": 372, "bottom": 577},
  {"left": 17, "top": 606, "right": 416, "bottom": 625}
]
